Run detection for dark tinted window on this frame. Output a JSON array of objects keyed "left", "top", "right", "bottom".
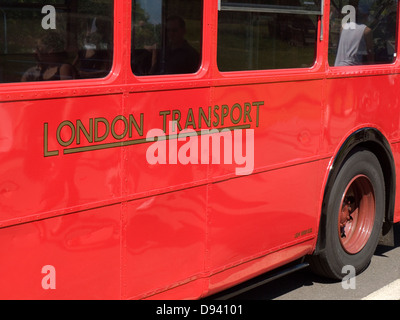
[
  {"left": 131, "top": 0, "right": 202, "bottom": 76},
  {"left": 329, "top": 0, "right": 397, "bottom": 66},
  {"left": 220, "top": 0, "right": 321, "bottom": 11},
  {"left": 217, "top": 0, "right": 321, "bottom": 71},
  {"left": 0, "top": 1, "right": 113, "bottom": 83}
]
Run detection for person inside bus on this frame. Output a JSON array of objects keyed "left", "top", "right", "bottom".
[
  {"left": 334, "top": 2, "right": 374, "bottom": 66},
  {"left": 21, "top": 31, "right": 76, "bottom": 82},
  {"left": 73, "top": 18, "right": 112, "bottom": 79},
  {"left": 162, "top": 15, "right": 200, "bottom": 74},
  {"left": 132, "top": 15, "right": 200, "bottom": 75},
  {"left": 131, "top": 19, "right": 159, "bottom": 75}
]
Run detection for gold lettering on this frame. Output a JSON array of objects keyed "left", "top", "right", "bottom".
[
  {"left": 185, "top": 108, "right": 196, "bottom": 129},
  {"left": 252, "top": 101, "right": 264, "bottom": 128},
  {"left": 94, "top": 117, "right": 110, "bottom": 143},
  {"left": 231, "top": 103, "right": 242, "bottom": 125},
  {"left": 159, "top": 110, "right": 171, "bottom": 133},
  {"left": 76, "top": 119, "right": 93, "bottom": 145},
  {"left": 57, "top": 121, "right": 75, "bottom": 147},
  {"left": 221, "top": 105, "right": 229, "bottom": 126},
  {"left": 129, "top": 113, "right": 144, "bottom": 137},
  {"left": 111, "top": 116, "right": 128, "bottom": 140},
  {"left": 43, "top": 123, "right": 59, "bottom": 157},
  {"left": 199, "top": 106, "right": 211, "bottom": 129}
]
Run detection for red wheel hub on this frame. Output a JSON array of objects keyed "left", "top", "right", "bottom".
[{"left": 338, "top": 175, "right": 376, "bottom": 254}]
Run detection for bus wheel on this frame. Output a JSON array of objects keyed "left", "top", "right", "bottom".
[{"left": 310, "top": 149, "right": 385, "bottom": 279}]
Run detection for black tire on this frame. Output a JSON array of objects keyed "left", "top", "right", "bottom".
[{"left": 309, "top": 149, "right": 385, "bottom": 279}]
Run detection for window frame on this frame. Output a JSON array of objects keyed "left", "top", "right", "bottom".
[
  {"left": 216, "top": 0, "right": 325, "bottom": 74},
  {"left": 0, "top": 0, "right": 117, "bottom": 91},
  {"left": 218, "top": 0, "right": 323, "bottom": 16},
  {"left": 327, "top": 0, "right": 400, "bottom": 73},
  {"left": 129, "top": 0, "right": 205, "bottom": 79}
]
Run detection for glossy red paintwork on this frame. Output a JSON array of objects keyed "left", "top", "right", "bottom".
[{"left": 0, "top": 0, "right": 400, "bottom": 299}]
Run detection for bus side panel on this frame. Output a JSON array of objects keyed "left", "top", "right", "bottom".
[
  {"left": 324, "top": 75, "right": 400, "bottom": 223},
  {"left": 210, "top": 80, "right": 322, "bottom": 176},
  {"left": 0, "top": 205, "right": 121, "bottom": 299},
  {"left": 121, "top": 88, "right": 211, "bottom": 299},
  {"left": 124, "top": 88, "right": 210, "bottom": 195},
  {"left": 0, "top": 95, "right": 123, "bottom": 224},
  {"left": 207, "top": 161, "right": 319, "bottom": 276},
  {"left": 123, "top": 185, "right": 207, "bottom": 300},
  {"left": 204, "top": 80, "right": 322, "bottom": 278},
  {"left": 207, "top": 238, "right": 314, "bottom": 297},
  {"left": 391, "top": 142, "right": 400, "bottom": 223},
  {"left": 323, "top": 75, "right": 399, "bottom": 155}
]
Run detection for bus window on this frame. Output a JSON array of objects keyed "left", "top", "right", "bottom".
[
  {"left": 0, "top": 0, "right": 113, "bottom": 83},
  {"left": 217, "top": 0, "right": 321, "bottom": 72},
  {"left": 131, "top": 0, "right": 202, "bottom": 76},
  {"left": 329, "top": 0, "right": 398, "bottom": 66}
]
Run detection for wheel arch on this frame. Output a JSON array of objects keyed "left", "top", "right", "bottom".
[{"left": 314, "top": 127, "right": 396, "bottom": 255}]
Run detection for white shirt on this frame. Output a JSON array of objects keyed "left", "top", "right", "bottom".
[{"left": 335, "top": 23, "right": 368, "bottom": 66}]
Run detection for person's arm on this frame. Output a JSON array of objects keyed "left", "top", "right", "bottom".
[
  {"left": 364, "top": 27, "right": 374, "bottom": 63},
  {"left": 59, "top": 64, "right": 75, "bottom": 80},
  {"left": 144, "top": 43, "right": 158, "bottom": 74}
]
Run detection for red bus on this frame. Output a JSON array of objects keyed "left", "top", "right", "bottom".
[{"left": 0, "top": 0, "right": 399, "bottom": 299}]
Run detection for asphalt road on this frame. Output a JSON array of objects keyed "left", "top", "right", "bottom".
[{"left": 231, "top": 223, "right": 400, "bottom": 300}]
